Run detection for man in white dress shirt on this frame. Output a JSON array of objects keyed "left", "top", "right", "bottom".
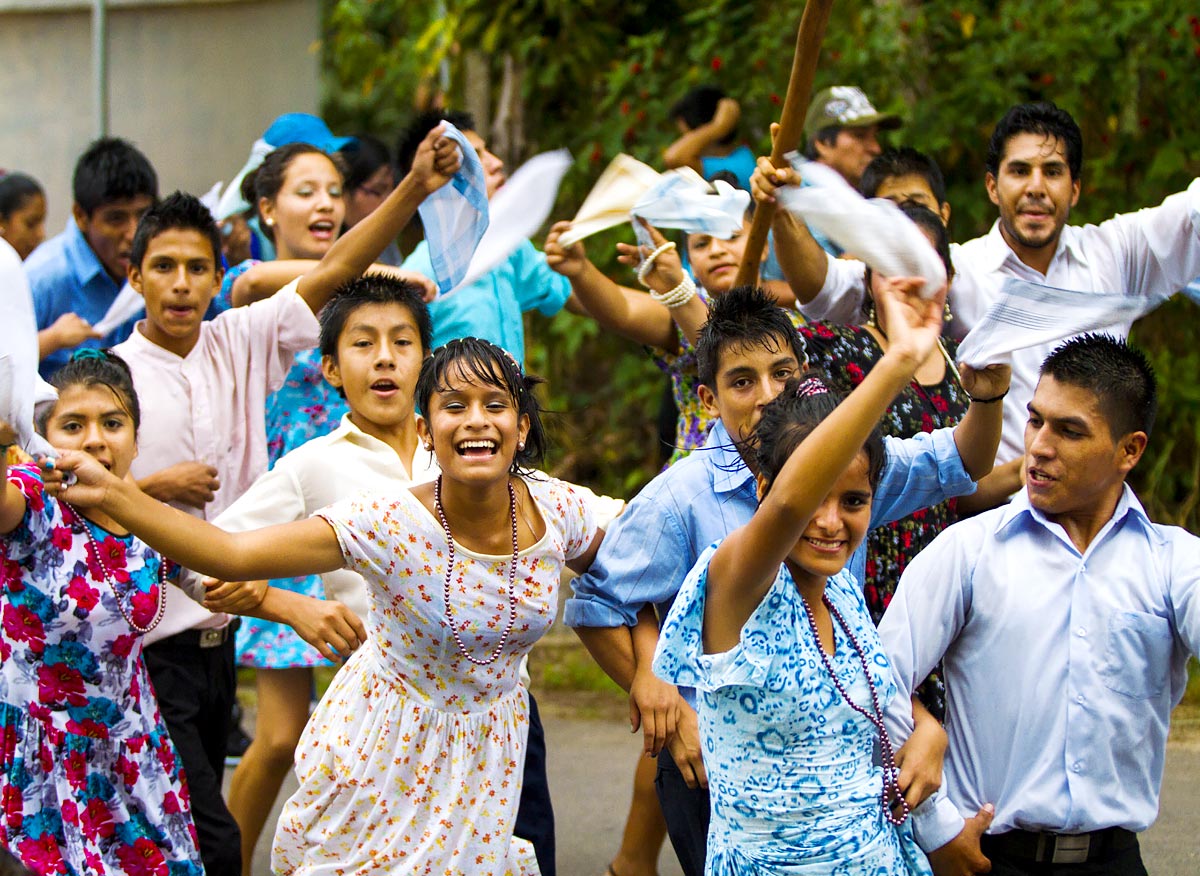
[
  {"left": 880, "top": 334, "right": 1200, "bottom": 876},
  {"left": 757, "top": 101, "right": 1200, "bottom": 470}
]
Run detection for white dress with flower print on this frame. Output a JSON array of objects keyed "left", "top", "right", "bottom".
[{"left": 271, "top": 476, "right": 594, "bottom": 875}]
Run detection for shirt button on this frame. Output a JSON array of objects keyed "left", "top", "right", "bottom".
[
  {"left": 1076, "top": 695, "right": 1085, "bottom": 705},
  {"left": 1072, "top": 762, "right": 1083, "bottom": 772},
  {"left": 1076, "top": 628, "right": 1087, "bottom": 637}
]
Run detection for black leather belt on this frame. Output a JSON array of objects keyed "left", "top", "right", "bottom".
[{"left": 981, "top": 827, "right": 1138, "bottom": 865}]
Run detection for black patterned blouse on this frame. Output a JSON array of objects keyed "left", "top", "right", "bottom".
[{"left": 799, "top": 321, "right": 969, "bottom": 719}]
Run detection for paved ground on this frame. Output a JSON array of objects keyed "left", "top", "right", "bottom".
[{"left": 238, "top": 697, "right": 1198, "bottom": 875}]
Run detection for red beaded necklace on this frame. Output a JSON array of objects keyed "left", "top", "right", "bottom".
[
  {"left": 801, "top": 590, "right": 911, "bottom": 826},
  {"left": 64, "top": 502, "right": 166, "bottom": 634},
  {"left": 434, "top": 475, "right": 520, "bottom": 666}
]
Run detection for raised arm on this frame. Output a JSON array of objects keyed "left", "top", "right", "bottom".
[
  {"left": 543, "top": 222, "right": 678, "bottom": 350},
  {"left": 703, "top": 277, "right": 945, "bottom": 653},
  {"left": 233, "top": 261, "right": 437, "bottom": 307},
  {"left": 663, "top": 97, "right": 741, "bottom": 173},
  {"left": 294, "top": 127, "right": 461, "bottom": 314},
  {"left": 51, "top": 449, "right": 344, "bottom": 582},
  {"left": 950, "top": 363, "right": 1012, "bottom": 480}
]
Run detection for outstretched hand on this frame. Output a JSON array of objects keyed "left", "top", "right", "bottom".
[
  {"left": 543, "top": 221, "right": 590, "bottom": 278},
  {"left": 615, "top": 220, "right": 686, "bottom": 295},
  {"left": 874, "top": 276, "right": 947, "bottom": 368},
  {"left": 41, "top": 448, "right": 121, "bottom": 506},
  {"left": 407, "top": 124, "right": 463, "bottom": 196}
]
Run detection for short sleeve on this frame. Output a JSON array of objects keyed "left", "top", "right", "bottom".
[
  {"left": 653, "top": 542, "right": 801, "bottom": 692},
  {"left": 216, "top": 258, "right": 261, "bottom": 311},
  {"left": 534, "top": 477, "right": 596, "bottom": 562},
  {"left": 315, "top": 493, "right": 417, "bottom": 579},
  {"left": 3, "top": 464, "right": 60, "bottom": 564}
]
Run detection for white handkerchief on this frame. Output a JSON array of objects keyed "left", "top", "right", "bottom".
[
  {"left": 956, "top": 278, "right": 1157, "bottom": 367},
  {"left": 776, "top": 156, "right": 946, "bottom": 297},
  {"left": 455, "top": 149, "right": 573, "bottom": 292},
  {"left": 630, "top": 170, "right": 750, "bottom": 252},
  {"left": 93, "top": 282, "right": 144, "bottom": 338},
  {"left": 557, "top": 154, "right": 662, "bottom": 247}
]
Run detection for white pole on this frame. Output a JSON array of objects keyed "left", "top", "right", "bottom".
[{"left": 92, "top": 0, "right": 109, "bottom": 137}]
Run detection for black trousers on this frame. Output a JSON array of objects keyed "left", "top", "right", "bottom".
[
  {"left": 514, "top": 693, "right": 555, "bottom": 876},
  {"left": 981, "top": 835, "right": 1148, "bottom": 876},
  {"left": 144, "top": 629, "right": 242, "bottom": 876},
  {"left": 654, "top": 747, "right": 711, "bottom": 876}
]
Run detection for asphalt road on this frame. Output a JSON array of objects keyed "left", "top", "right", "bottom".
[{"left": 239, "top": 707, "right": 1198, "bottom": 875}]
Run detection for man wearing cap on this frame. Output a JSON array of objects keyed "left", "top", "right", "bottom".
[
  {"left": 798, "top": 85, "right": 902, "bottom": 255},
  {"left": 803, "top": 85, "right": 903, "bottom": 189}
]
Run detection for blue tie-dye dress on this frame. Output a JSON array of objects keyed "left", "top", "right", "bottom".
[{"left": 653, "top": 541, "right": 931, "bottom": 875}]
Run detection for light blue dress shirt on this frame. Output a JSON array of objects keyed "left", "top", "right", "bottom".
[
  {"left": 879, "top": 485, "right": 1200, "bottom": 851},
  {"left": 566, "top": 417, "right": 976, "bottom": 640},
  {"left": 401, "top": 238, "right": 570, "bottom": 366},
  {"left": 26, "top": 221, "right": 136, "bottom": 379}
]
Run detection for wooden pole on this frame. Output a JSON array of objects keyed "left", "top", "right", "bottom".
[{"left": 734, "top": 0, "right": 835, "bottom": 288}]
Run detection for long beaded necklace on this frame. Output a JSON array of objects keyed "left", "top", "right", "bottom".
[
  {"left": 64, "top": 502, "right": 166, "bottom": 634},
  {"left": 801, "top": 590, "right": 911, "bottom": 826},
  {"left": 434, "top": 475, "right": 520, "bottom": 666}
]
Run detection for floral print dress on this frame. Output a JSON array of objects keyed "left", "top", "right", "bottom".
[
  {"left": 0, "top": 465, "right": 202, "bottom": 876},
  {"left": 271, "top": 477, "right": 594, "bottom": 875},
  {"left": 799, "top": 322, "right": 968, "bottom": 718},
  {"left": 220, "top": 259, "right": 347, "bottom": 669}
]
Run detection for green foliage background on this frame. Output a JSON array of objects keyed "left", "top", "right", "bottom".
[{"left": 321, "top": 0, "right": 1200, "bottom": 516}]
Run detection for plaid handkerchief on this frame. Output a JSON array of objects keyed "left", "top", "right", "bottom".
[{"left": 418, "top": 121, "right": 490, "bottom": 295}]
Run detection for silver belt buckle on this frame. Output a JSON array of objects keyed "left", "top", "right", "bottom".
[
  {"left": 1049, "top": 834, "right": 1090, "bottom": 865},
  {"left": 199, "top": 627, "right": 225, "bottom": 649}
]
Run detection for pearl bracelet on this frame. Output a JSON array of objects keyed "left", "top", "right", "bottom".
[
  {"left": 650, "top": 274, "right": 698, "bottom": 309},
  {"left": 636, "top": 241, "right": 677, "bottom": 286}
]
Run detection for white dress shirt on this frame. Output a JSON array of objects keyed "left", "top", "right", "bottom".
[
  {"left": 211, "top": 414, "right": 439, "bottom": 620},
  {"left": 879, "top": 485, "right": 1200, "bottom": 851},
  {"left": 801, "top": 180, "right": 1200, "bottom": 463}
]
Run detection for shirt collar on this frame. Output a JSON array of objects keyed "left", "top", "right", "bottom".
[
  {"left": 334, "top": 413, "right": 441, "bottom": 481},
  {"left": 701, "top": 419, "right": 755, "bottom": 496},
  {"left": 64, "top": 219, "right": 112, "bottom": 288},
  {"left": 996, "top": 482, "right": 1162, "bottom": 547},
  {"left": 982, "top": 219, "right": 1090, "bottom": 274}
]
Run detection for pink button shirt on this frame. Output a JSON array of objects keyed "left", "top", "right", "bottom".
[{"left": 115, "top": 280, "right": 319, "bottom": 520}]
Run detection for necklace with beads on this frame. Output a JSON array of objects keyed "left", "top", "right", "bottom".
[
  {"left": 64, "top": 502, "right": 166, "bottom": 634},
  {"left": 801, "top": 589, "right": 911, "bottom": 826},
  {"left": 434, "top": 475, "right": 520, "bottom": 666}
]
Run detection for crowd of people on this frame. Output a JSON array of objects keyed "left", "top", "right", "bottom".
[{"left": 1, "top": 79, "right": 1199, "bottom": 876}]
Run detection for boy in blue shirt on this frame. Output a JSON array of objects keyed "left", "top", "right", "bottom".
[
  {"left": 567, "top": 285, "right": 1009, "bottom": 876},
  {"left": 27, "top": 137, "right": 158, "bottom": 378}
]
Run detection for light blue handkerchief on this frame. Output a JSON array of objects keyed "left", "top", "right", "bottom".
[{"left": 417, "top": 121, "right": 490, "bottom": 295}]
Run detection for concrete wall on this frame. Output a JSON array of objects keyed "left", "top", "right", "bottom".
[{"left": 0, "top": 0, "right": 321, "bottom": 232}]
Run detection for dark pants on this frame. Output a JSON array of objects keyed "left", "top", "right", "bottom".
[
  {"left": 144, "top": 627, "right": 242, "bottom": 876},
  {"left": 981, "top": 834, "right": 1148, "bottom": 876},
  {"left": 515, "top": 693, "right": 555, "bottom": 876},
  {"left": 654, "top": 747, "right": 710, "bottom": 876}
]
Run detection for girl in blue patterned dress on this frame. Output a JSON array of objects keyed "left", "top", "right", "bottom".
[
  {"left": 653, "top": 276, "right": 991, "bottom": 874},
  {"left": 0, "top": 351, "right": 202, "bottom": 875}
]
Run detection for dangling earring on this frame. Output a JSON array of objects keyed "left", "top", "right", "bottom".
[
  {"left": 865, "top": 298, "right": 877, "bottom": 328},
  {"left": 943, "top": 299, "right": 953, "bottom": 325}
]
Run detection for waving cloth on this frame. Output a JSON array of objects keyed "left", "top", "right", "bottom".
[
  {"left": 956, "top": 277, "right": 1159, "bottom": 367},
  {"left": 418, "top": 121, "right": 490, "bottom": 296},
  {"left": 557, "top": 154, "right": 662, "bottom": 247},
  {"left": 456, "top": 148, "right": 573, "bottom": 290},
  {"left": 630, "top": 168, "right": 750, "bottom": 252},
  {"left": 775, "top": 155, "right": 946, "bottom": 297}
]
